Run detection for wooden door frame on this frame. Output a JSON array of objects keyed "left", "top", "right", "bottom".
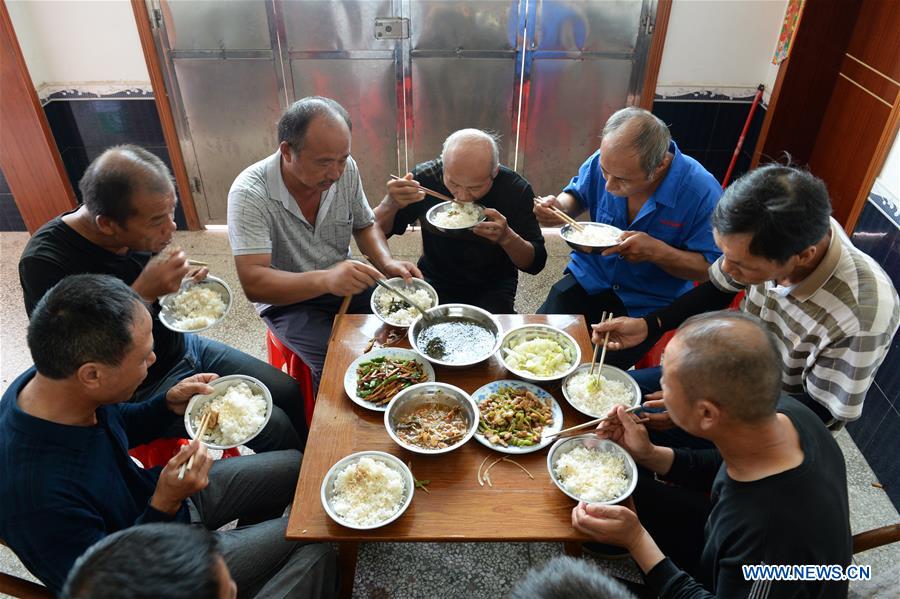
[
  {"left": 0, "top": 0, "right": 77, "bottom": 233},
  {"left": 131, "top": 0, "right": 202, "bottom": 230},
  {"left": 639, "top": 0, "right": 673, "bottom": 110}
]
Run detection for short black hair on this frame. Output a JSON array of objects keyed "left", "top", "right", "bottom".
[
  {"left": 669, "top": 311, "right": 783, "bottom": 422},
  {"left": 711, "top": 164, "right": 832, "bottom": 263},
  {"left": 62, "top": 523, "right": 221, "bottom": 599},
  {"left": 79, "top": 145, "right": 174, "bottom": 226},
  {"left": 27, "top": 274, "right": 145, "bottom": 379},
  {"left": 510, "top": 556, "right": 635, "bottom": 599},
  {"left": 277, "top": 96, "right": 352, "bottom": 152}
]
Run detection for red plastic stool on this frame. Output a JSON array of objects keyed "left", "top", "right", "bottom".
[
  {"left": 266, "top": 329, "right": 316, "bottom": 427},
  {"left": 129, "top": 438, "right": 240, "bottom": 468}
]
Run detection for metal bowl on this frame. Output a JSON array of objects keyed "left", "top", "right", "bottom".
[
  {"left": 561, "top": 363, "right": 641, "bottom": 419},
  {"left": 547, "top": 435, "right": 638, "bottom": 505},
  {"left": 184, "top": 374, "right": 273, "bottom": 450},
  {"left": 408, "top": 303, "right": 502, "bottom": 368},
  {"left": 425, "top": 201, "right": 487, "bottom": 232},
  {"left": 384, "top": 382, "right": 478, "bottom": 455},
  {"left": 320, "top": 451, "right": 414, "bottom": 530},
  {"left": 497, "top": 324, "right": 581, "bottom": 383},
  {"left": 560, "top": 222, "right": 623, "bottom": 255},
  {"left": 159, "top": 275, "right": 233, "bottom": 333},
  {"left": 370, "top": 277, "right": 439, "bottom": 328}
]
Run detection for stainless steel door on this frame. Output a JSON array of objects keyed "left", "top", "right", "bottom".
[{"left": 146, "top": 0, "right": 657, "bottom": 225}]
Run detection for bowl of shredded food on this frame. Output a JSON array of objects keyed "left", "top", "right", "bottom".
[
  {"left": 370, "top": 278, "right": 439, "bottom": 328},
  {"left": 159, "top": 275, "right": 232, "bottom": 333},
  {"left": 472, "top": 380, "right": 563, "bottom": 454},
  {"left": 321, "top": 451, "right": 414, "bottom": 530},
  {"left": 425, "top": 201, "right": 486, "bottom": 232},
  {"left": 385, "top": 382, "right": 478, "bottom": 455},
  {"left": 344, "top": 348, "right": 435, "bottom": 412},
  {"left": 560, "top": 222, "right": 623, "bottom": 254},
  {"left": 562, "top": 363, "right": 641, "bottom": 419},
  {"left": 498, "top": 324, "right": 581, "bottom": 382},
  {"left": 184, "top": 375, "right": 272, "bottom": 450},
  {"left": 547, "top": 435, "right": 638, "bottom": 505}
]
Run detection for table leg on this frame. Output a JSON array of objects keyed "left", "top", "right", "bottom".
[
  {"left": 338, "top": 541, "right": 359, "bottom": 599},
  {"left": 564, "top": 541, "right": 583, "bottom": 557}
]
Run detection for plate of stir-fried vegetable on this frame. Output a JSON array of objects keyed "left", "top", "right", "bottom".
[
  {"left": 472, "top": 380, "right": 563, "bottom": 454},
  {"left": 344, "top": 348, "right": 435, "bottom": 412}
]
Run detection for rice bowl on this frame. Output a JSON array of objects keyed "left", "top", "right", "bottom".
[
  {"left": 184, "top": 375, "right": 272, "bottom": 450},
  {"left": 547, "top": 435, "right": 638, "bottom": 505},
  {"left": 562, "top": 364, "right": 640, "bottom": 418},
  {"left": 321, "top": 451, "right": 414, "bottom": 530}
]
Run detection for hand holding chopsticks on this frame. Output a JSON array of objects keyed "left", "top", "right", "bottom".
[
  {"left": 532, "top": 197, "right": 584, "bottom": 232},
  {"left": 179, "top": 408, "right": 218, "bottom": 480},
  {"left": 390, "top": 174, "right": 458, "bottom": 204},
  {"left": 542, "top": 405, "right": 653, "bottom": 441}
]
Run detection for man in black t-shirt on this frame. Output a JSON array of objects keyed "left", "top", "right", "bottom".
[
  {"left": 374, "top": 129, "right": 546, "bottom": 313},
  {"left": 573, "top": 311, "right": 851, "bottom": 599},
  {"left": 18, "top": 145, "right": 306, "bottom": 453}
]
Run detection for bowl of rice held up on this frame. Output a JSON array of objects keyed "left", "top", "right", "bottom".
[
  {"left": 370, "top": 277, "right": 439, "bottom": 328},
  {"left": 547, "top": 435, "right": 638, "bottom": 505},
  {"left": 498, "top": 324, "right": 581, "bottom": 383},
  {"left": 562, "top": 363, "right": 641, "bottom": 419},
  {"left": 184, "top": 375, "right": 272, "bottom": 450},
  {"left": 560, "top": 222, "right": 623, "bottom": 255},
  {"left": 321, "top": 451, "right": 414, "bottom": 530},
  {"left": 425, "top": 201, "right": 486, "bottom": 232},
  {"left": 159, "top": 275, "right": 233, "bottom": 333}
]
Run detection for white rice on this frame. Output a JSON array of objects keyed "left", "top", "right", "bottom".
[
  {"left": 564, "top": 224, "right": 621, "bottom": 247},
  {"left": 554, "top": 445, "right": 630, "bottom": 502},
  {"left": 566, "top": 371, "right": 634, "bottom": 416},
  {"left": 331, "top": 457, "right": 406, "bottom": 527},
  {"left": 192, "top": 382, "right": 267, "bottom": 446},
  {"left": 170, "top": 286, "right": 226, "bottom": 330},
  {"left": 431, "top": 203, "right": 482, "bottom": 228},
  {"left": 375, "top": 287, "right": 434, "bottom": 326}
]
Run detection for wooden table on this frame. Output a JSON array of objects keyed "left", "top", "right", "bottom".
[{"left": 287, "top": 314, "right": 594, "bottom": 594}]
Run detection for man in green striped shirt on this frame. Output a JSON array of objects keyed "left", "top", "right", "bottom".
[{"left": 594, "top": 165, "right": 899, "bottom": 427}]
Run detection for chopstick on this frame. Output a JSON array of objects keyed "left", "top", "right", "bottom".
[
  {"left": 589, "top": 311, "right": 608, "bottom": 376},
  {"left": 595, "top": 312, "right": 614, "bottom": 377},
  {"left": 543, "top": 405, "right": 645, "bottom": 440},
  {"left": 187, "top": 259, "right": 208, "bottom": 267},
  {"left": 390, "top": 174, "right": 458, "bottom": 204},
  {"left": 532, "top": 198, "right": 584, "bottom": 232},
  {"left": 330, "top": 295, "right": 352, "bottom": 345},
  {"left": 179, "top": 410, "right": 211, "bottom": 480}
]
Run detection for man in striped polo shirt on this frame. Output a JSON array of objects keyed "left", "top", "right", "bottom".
[{"left": 594, "top": 164, "right": 899, "bottom": 427}]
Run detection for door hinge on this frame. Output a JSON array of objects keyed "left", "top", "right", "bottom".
[
  {"left": 641, "top": 14, "right": 654, "bottom": 35},
  {"left": 152, "top": 8, "right": 162, "bottom": 30},
  {"left": 374, "top": 17, "right": 409, "bottom": 40},
  {"left": 190, "top": 177, "right": 202, "bottom": 194}
]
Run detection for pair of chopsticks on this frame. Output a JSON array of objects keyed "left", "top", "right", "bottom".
[
  {"left": 542, "top": 405, "right": 649, "bottom": 441},
  {"left": 532, "top": 198, "right": 584, "bottom": 232},
  {"left": 329, "top": 295, "right": 353, "bottom": 345},
  {"left": 390, "top": 174, "right": 458, "bottom": 204},
  {"left": 589, "top": 312, "right": 615, "bottom": 377},
  {"left": 187, "top": 259, "right": 208, "bottom": 267},
  {"left": 178, "top": 408, "right": 218, "bottom": 479}
]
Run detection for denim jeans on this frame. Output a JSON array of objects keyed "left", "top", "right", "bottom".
[{"left": 132, "top": 334, "right": 306, "bottom": 451}]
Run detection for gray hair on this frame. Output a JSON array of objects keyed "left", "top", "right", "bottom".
[
  {"left": 602, "top": 107, "right": 671, "bottom": 175},
  {"left": 277, "top": 96, "right": 351, "bottom": 153},
  {"left": 441, "top": 128, "right": 501, "bottom": 173},
  {"left": 510, "top": 556, "right": 635, "bottom": 599},
  {"left": 668, "top": 311, "right": 782, "bottom": 423}
]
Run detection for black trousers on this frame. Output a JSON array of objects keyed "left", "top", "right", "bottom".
[{"left": 537, "top": 273, "right": 658, "bottom": 369}]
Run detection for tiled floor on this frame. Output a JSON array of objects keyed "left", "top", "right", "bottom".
[{"left": 1, "top": 230, "right": 897, "bottom": 598}]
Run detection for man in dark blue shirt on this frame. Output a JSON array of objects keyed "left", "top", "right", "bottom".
[{"left": 0, "top": 274, "right": 337, "bottom": 597}]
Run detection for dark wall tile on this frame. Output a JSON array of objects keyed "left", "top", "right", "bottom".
[
  {"left": 0, "top": 193, "right": 26, "bottom": 232},
  {"left": 847, "top": 383, "right": 891, "bottom": 454},
  {"left": 858, "top": 403, "right": 900, "bottom": 510},
  {"left": 653, "top": 101, "right": 717, "bottom": 152}
]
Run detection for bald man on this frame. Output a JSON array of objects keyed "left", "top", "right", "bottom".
[
  {"left": 535, "top": 107, "right": 721, "bottom": 367},
  {"left": 375, "top": 129, "right": 546, "bottom": 313}
]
